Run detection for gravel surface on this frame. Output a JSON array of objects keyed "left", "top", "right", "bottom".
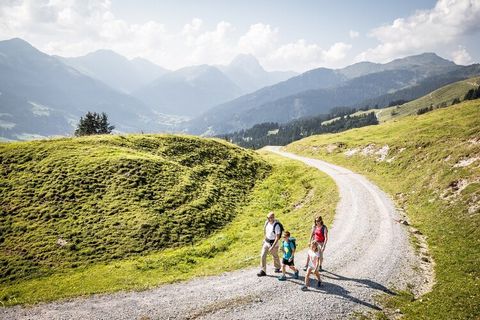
[{"left": 2, "top": 147, "right": 428, "bottom": 320}]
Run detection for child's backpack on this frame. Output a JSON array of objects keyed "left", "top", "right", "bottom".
[{"left": 289, "top": 237, "right": 296, "bottom": 250}]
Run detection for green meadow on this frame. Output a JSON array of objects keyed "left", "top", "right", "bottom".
[
  {"left": 351, "top": 76, "right": 480, "bottom": 123},
  {"left": 286, "top": 100, "right": 480, "bottom": 319},
  {"left": 0, "top": 135, "right": 337, "bottom": 305}
]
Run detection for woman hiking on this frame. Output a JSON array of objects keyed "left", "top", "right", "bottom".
[{"left": 303, "top": 215, "right": 328, "bottom": 271}]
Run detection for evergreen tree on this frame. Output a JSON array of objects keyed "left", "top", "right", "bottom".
[{"left": 75, "top": 112, "right": 115, "bottom": 136}]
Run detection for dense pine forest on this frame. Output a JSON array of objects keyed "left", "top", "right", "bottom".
[{"left": 219, "top": 111, "right": 378, "bottom": 149}]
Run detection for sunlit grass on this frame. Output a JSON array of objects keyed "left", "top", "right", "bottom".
[
  {"left": 0, "top": 145, "right": 337, "bottom": 305},
  {"left": 286, "top": 100, "right": 480, "bottom": 319}
]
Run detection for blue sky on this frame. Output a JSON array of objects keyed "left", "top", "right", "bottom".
[{"left": 0, "top": 0, "right": 479, "bottom": 72}]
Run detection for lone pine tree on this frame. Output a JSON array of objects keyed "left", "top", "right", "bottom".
[{"left": 75, "top": 112, "right": 115, "bottom": 136}]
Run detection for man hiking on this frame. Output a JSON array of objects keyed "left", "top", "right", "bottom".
[{"left": 257, "top": 211, "right": 282, "bottom": 276}]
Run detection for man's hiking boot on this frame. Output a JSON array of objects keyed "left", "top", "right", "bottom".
[
  {"left": 257, "top": 270, "right": 266, "bottom": 277},
  {"left": 274, "top": 268, "right": 282, "bottom": 273},
  {"left": 294, "top": 270, "right": 299, "bottom": 279},
  {"left": 317, "top": 280, "right": 322, "bottom": 288},
  {"left": 301, "top": 285, "right": 308, "bottom": 291},
  {"left": 278, "top": 275, "right": 287, "bottom": 281}
]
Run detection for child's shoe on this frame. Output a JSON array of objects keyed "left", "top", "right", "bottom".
[
  {"left": 278, "top": 275, "right": 287, "bottom": 281},
  {"left": 294, "top": 270, "right": 299, "bottom": 279},
  {"left": 301, "top": 285, "right": 308, "bottom": 291},
  {"left": 302, "top": 266, "right": 307, "bottom": 271}
]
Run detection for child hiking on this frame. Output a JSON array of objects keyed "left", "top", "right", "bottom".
[
  {"left": 303, "top": 215, "right": 328, "bottom": 271},
  {"left": 278, "top": 231, "right": 299, "bottom": 281},
  {"left": 301, "top": 241, "right": 322, "bottom": 291}
]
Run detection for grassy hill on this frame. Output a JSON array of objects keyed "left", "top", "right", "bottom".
[
  {"left": 286, "top": 100, "right": 480, "bottom": 319},
  {"left": 0, "top": 135, "right": 268, "bottom": 283},
  {"left": 0, "top": 134, "right": 338, "bottom": 305},
  {"left": 353, "top": 76, "right": 480, "bottom": 123}
]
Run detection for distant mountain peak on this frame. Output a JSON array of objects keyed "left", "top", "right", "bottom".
[
  {"left": 83, "top": 49, "right": 127, "bottom": 61},
  {"left": 1, "top": 37, "right": 31, "bottom": 45},
  {"left": 0, "top": 37, "right": 37, "bottom": 52},
  {"left": 229, "top": 54, "right": 264, "bottom": 72},
  {"left": 389, "top": 52, "right": 455, "bottom": 66}
]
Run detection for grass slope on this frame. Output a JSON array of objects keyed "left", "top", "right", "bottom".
[
  {"left": 353, "top": 76, "right": 480, "bottom": 123},
  {"left": 286, "top": 100, "right": 480, "bottom": 319},
  {"left": 0, "top": 134, "right": 268, "bottom": 284},
  {"left": 0, "top": 137, "right": 338, "bottom": 305}
]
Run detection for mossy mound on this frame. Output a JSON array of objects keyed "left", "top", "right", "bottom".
[{"left": 0, "top": 134, "right": 269, "bottom": 283}]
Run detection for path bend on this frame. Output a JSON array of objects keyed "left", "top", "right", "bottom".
[{"left": 2, "top": 147, "right": 423, "bottom": 320}]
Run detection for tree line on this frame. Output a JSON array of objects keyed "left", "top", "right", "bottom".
[
  {"left": 417, "top": 86, "right": 480, "bottom": 115},
  {"left": 219, "top": 112, "right": 378, "bottom": 149}
]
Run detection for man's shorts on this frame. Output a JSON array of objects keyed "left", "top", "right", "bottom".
[{"left": 282, "top": 258, "right": 295, "bottom": 266}]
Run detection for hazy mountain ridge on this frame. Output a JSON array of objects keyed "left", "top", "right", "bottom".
[
  {"left": 186, "top": 67, "right": 346, "bottom": 134},
  {"left": 338, "top": 52, "right": 457, "bottom": 79},
  {"left": 132, "top": 64, "right": 243, "bottom": 117},
  {"left": 0, "top": 38, "right": 300, "bottom": 140},
  {"left": 58, "top": 50, "right": 169, "bottom": 93},
  {"left": 0, "top": 38, "right": 163, "bottom": 140},
  {"left": 218, "top": 54, "right": 298, "bottom": 94},
  {"left": 354, "top": 64, "right": 480, "bottom": 109},
  {"left": 1, "top": 38, "right": 475, "bottom": 141},
  {"left": 187, "top": 53, "right": 469, "bottom": 135}
]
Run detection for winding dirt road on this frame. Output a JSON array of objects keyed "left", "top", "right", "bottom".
[{"left": 2, "top": 147, "right": 425, "bottom": 320}]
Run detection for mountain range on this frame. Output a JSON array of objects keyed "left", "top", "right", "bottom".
[
  {"left": 0, "top": 38, "right": 296, "bottom": 140},
  {"left": 58, "top": 50, "right": 169, "bottom": 93},
  {"left": 60, "top": 50, "right": 297, "bottom": 118},
  {"left": 217, "top": 54, "right": 298, "bottom": 94},
  {"left": 132, "top": 64, "right": 243, "bottom": 117},
  {"left": 0, "top": 38, "right": 164, "bottom": 141},
  {"left": 187, "top": 53, "right": 480, "bottom": 135},
  {"left": 1, "top": 37, "right": 479, "bottom": 141}
]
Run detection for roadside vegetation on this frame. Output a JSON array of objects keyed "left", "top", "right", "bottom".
[
  {"left": 0, "top": 135, "right": 337, "bottom": 305},
  {"left": 285, "top": 100, "right": 480, "bottom": 319}
]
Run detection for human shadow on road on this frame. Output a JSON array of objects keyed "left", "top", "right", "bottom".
[
  {"left": 316, "top": 281, "right": 382, "bottom": 310},
  {"left": 321, "top": 270, "right": 395, "bottom": 295},
  {"left": 268, "top": 272, "right": 382, "bottom": 311}
]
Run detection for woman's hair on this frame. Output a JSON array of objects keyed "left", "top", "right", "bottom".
[{"left": 315, "top": 216, "right": 324, "bottom": 225}]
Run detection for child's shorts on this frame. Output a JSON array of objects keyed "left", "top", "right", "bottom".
[{"left": 282, "top": 258, "right": 295, "bottom": 266}]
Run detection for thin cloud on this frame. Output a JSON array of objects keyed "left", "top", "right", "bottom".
[
  {"left": 356, "top": 0, "right": 480, "bottom": 63},
  {"left": 0, "top": 0, "right": 351, "bottom": 72},
  {"left": 349, "top": 30, "right": 359, "bottom": 39},
  {"left": 451, "top": 45, "right": 473, "bottom": 65}
]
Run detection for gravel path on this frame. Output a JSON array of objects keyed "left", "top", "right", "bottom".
[{"left": 2, "top": 147, "right": 426, "bottom": 320}]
